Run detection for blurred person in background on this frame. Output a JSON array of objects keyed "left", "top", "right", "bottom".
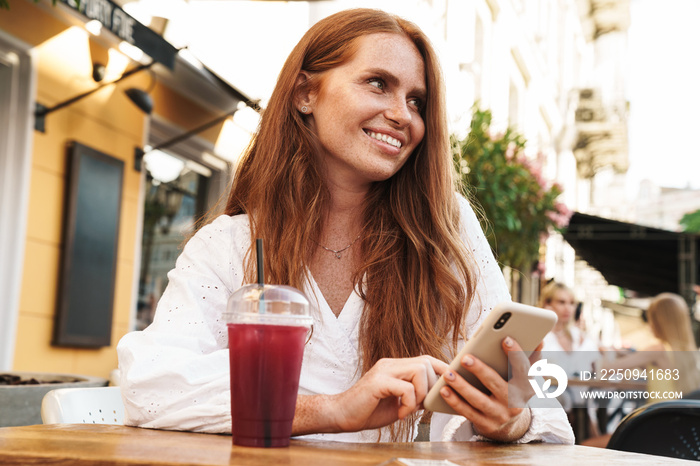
[
  {"left": 583, "top": 292, "right": 700, "bottom": 448},
  {"left": 598, "top": 292, "right": 700, "bottom": 396},
  {"left": 541, "top": 282, "right": 599, "bottom": 355},
  {"left": 540, "top": 282, "right": 601, "bottom": 442}
]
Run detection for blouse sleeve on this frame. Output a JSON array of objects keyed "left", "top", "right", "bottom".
[
  {"left": 430, "top": 195, "right": 575, "bottom": 444},
  {"left": 116, "top": 215, "right": 249, "bottom": 433}
]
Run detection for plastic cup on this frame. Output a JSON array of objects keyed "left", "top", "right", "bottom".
[{"left": 225, "top": 284, "right": 312, "bottom": 448}]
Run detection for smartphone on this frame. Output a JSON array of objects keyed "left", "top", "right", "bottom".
[{"left": 423, "top": 301, "right": 557, "bottom": 415}]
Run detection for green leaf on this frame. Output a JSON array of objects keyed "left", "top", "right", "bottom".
[{"left": 680, "top": 209, "right": 700, "bottom": 233}]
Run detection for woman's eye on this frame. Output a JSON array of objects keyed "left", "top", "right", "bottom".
[
  {"left": 408, "top": 98, "right": 423, "bottom": 111},
  {"left": 368, "top": 78, "right": 385, "bottom": 90}
]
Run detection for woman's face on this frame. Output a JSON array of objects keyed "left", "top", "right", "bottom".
[
  {"left": 546, "top": 290, "right": 576, "bottom": 324},
  {"left": 305, "top": 32, "right": 426, "bottom": 189}
]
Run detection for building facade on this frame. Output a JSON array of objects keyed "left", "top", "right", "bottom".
[{"left": 0, "top": 0, "right": 253, "bottom": 375}]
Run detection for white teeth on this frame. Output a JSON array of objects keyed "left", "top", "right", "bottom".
[{"left": 368, "top": 131, "right": 402, "bottom": 148}]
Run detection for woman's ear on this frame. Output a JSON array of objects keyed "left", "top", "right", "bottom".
[{"left": 295, "top": 71, "right": 315, "bottom": 113}]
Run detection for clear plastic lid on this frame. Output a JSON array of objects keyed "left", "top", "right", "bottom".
[{"left": 225, "top": 284, "right": 312, "bottom": 327}]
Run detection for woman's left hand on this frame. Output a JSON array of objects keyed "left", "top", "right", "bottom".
[{"left": 438, "top": 337, "right": 542, "bottom": 442}]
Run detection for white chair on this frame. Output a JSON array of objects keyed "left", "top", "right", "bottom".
[{"left": 41, "top": 386, "right": 125, "bottom": 425}]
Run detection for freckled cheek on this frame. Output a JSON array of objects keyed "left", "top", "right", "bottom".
[{"left": 411, "top": 120, "right": 426, "bottom": 147}]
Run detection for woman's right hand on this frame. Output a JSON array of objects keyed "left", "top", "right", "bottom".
[
  {"left": 292, "top": 355, "right": 447, "bottom": 435},
  {"left": 331, "top": 355, "right": 448, "bottom": 432}
]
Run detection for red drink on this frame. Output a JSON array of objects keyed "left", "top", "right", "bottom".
[{"left": 228, "top": 322, "right": 307, "bottom": 447}]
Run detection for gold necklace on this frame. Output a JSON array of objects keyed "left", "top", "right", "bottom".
[{"left": 315, "top": 234, "right": 361, "bottom": 259}]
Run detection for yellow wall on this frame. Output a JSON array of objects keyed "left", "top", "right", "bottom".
[{"left": 1, "top": 2, "right": 224, "bottom": 378}]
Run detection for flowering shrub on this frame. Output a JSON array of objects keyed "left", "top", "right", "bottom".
[{"left": 453, "top": 107, "right": 571, "bottom": 273}]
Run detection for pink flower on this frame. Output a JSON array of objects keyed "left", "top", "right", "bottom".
[
  {"left": 556, "top": 201, "right": 572, "bottom": 218},
  {"left": 546, "top": 202, "right": 573, "bottom": 229}
]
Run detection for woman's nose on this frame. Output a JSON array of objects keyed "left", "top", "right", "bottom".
[{"left": 384, "top": 97, "right": 412, "bottom": 127}]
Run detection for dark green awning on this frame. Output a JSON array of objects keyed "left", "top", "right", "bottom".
[{"left": 563, "top": 212, "right": 699, "bottom": 303}]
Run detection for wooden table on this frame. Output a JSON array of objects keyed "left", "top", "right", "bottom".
[{"left": 0, "top": 424, "right": 691, "bottom": 465}]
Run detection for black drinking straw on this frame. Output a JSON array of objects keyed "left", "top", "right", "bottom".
[
  {"left": 256, "top": 238, "right": 265, "bottom": 285},
  {"left": 255, "top": 238, "right": 271, "bottom": 446}
]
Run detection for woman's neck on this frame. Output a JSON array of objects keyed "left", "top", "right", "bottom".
[
  {"left": 553, "top": 322, "right": 570, "bottom": 333},
  {"left": 321, "top": 179, "right": 367, "bottom": 242},
  {"left": 321, "top": 208, "right": 363, "bottom": 247}
]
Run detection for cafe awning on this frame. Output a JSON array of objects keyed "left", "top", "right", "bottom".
[{"left": 563, "top": 212, "right": 699, "bottom": 300}]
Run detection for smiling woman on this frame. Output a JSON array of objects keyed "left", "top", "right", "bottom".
[{"left": 117, "top": 8, "right": 574, "bottom": 446}]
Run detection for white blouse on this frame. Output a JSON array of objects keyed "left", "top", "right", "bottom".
[{"left": 117, "top": 195, "right": 574, "bottom": 443}]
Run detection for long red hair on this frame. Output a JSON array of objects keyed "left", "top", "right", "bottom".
[{"left": 225, "top": 8, "right": 479, "bottom": 439}]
